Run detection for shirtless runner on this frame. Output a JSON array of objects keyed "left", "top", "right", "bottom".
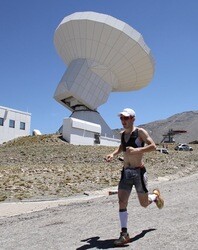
[{"left": 105, "top": 108, "right": 164, "bottom": 247}]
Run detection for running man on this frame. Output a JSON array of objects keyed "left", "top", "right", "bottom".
[{"left": 105, "top": 108, "right": 164, "bottom": 247}]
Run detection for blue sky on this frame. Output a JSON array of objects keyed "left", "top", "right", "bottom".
[{"left": 0, "top": 0, "right": 197, "bottom": 134}]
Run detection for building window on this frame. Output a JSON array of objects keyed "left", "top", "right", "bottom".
[
  {"left": 9, "top": 119, "right": 15, "bottom": 128},
  {"left": 0, "top": 117, "right": 4, "bottom": 126},
  {"left": 20, "top": 122, "right": 26, "bottom": 130}
]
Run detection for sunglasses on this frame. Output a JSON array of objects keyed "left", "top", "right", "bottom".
[{"left": 120, "top": 116, "right": 130, "bottom": 121}]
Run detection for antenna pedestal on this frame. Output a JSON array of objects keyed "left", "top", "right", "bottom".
[{"left": 70, "top": 106, "right": 114, "bottom": 138}]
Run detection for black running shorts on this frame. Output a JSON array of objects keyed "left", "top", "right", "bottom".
[{"left": 118, "top": 167, "right": 148, "bottom": 193}]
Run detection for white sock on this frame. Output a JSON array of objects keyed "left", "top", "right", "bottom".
[
  {"left": 148, "top": 193, "right": 157, "bottom": 202},
  {"left": 119, "top": 211, "right": 128, "bottom": 229}
]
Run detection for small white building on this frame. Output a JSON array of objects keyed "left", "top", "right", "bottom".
[
  {"left": 0, "top": 106, "right": 31, "bottom": 144},
  {"left": 63, "top": 117, "right": 120, "bottom": 146}
]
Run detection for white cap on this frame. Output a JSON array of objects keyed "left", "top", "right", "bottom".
[{"left": 118, "top": 108, "right": 136, "bottom": 117}]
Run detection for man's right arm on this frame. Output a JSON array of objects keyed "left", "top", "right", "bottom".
[{"left": 105, "top": 144, "right": 123, "bottom": 162}]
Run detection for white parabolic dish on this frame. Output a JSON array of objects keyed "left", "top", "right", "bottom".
[{"left": 54, "top": 11, "right": 155, "bottom": 111}]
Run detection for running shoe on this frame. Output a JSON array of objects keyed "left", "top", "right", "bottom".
[
  {"left": 114, "top": 232, "right": 130, "bottom": 246},
  {"left": 153, "top": 189, "right": 164, "bottom": 209}
]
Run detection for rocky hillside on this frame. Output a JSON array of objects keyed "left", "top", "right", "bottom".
[{"left": 0, "top": 134, "right": 197, "bottom": 202}]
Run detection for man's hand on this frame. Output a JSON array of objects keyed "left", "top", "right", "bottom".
[
  {"left": 126, "top": 146, "right": 140, "bottom": 154},
  {"left": 105, "top": 154, "right": 114, "bottom": 162}
]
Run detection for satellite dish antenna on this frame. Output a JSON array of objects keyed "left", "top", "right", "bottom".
[{"left": 54, "top": 11, "right": 155, "bottom": 137}]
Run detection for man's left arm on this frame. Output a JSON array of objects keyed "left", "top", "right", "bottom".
[{"left": 137, "top": 128, "right": 156, "bottom": 153}]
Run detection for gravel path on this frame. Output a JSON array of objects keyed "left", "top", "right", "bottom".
[{"left": 0, "top": 173, "right": 198, "bottom": 250}]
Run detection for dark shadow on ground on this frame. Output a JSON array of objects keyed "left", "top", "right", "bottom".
[
  {"left": 131, "top": 228, "right": 156, "bottom": 243},
  {"left": 76, "top": 229, "right": 156, "bottom": 249}
]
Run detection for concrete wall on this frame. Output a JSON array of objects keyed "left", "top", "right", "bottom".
[
  {"left": 100, "top": 136, "right": 120, "bottom": 146},
  {"left": 0, "top": 106, "right": 31, "bottom": 144}
]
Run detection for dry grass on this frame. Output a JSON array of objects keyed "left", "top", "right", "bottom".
[{"left": 0, "top": 135, "right": 197, "bottom": 202}]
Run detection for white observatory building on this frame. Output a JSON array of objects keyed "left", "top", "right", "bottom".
[
  {"left": 0, "top": 106, "right": 31, "bottom": 144},
  {"left": 54, "top": 12, "right": 154, "bottom": 145}
]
